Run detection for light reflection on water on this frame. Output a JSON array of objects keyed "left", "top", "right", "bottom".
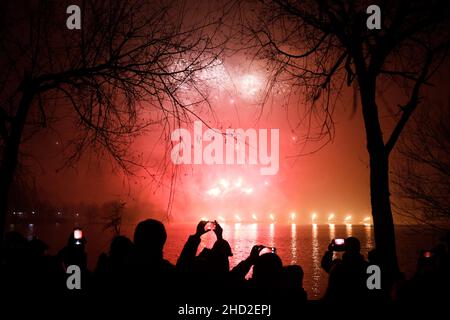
[
  {"left": 269, "top": 223, "right": 274, "bottom": 247},
  {"left": 328, "top": 224, "right": 335, "bottom": 241},
  {"left": 365, "top": 225, "right": 373, "bottom": 251},
  {"left": 311, "top": 224, "right": 320, "bottom": 297},
  {"left": 26, "top": 223, "right": 34, "bottom": 241},
  {"left": 346, "top": 224, "right": 353, "bottom": 237},
  {"left": 290, "top": 224, "right": 297, "bottom": 265},
  {"left": 9, "top": 222, "right": 435, "bottom": 299}
]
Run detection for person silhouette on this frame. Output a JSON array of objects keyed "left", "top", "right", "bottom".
[
  {"left": 396, "top": 239, "right": 450, "bottom": 306},
  {"left": 282, "top": 265, "right": 307, "bottom": 301},
  {"left": 176, "top": 220, "right": 232, "bottom": 297},
  {"left": 231, "top": 245, "right": 283, "bottom": 291},
  {"left": 1, "top": 232, "right": 30, "bottom": 293},
  {"left": 176, "top": 220, "right": 210, "bottom": 271},
  {"left": 321, "top": 237, "right": 369, "bottom": 303},
  {"left": 252, "top": 252, "right": 283, "bottom": 289},
  {"left": 131, "top": 219, "right": 175, "bottom": 294},
  {"left": 59, "top": 230, "right": 86, "bottom": 264},
  {"left": 94, "top": 235, "right": 134, "bottom": 292},
  {"left": 57, "top": 228, "right": 91, "bottom": 293}
]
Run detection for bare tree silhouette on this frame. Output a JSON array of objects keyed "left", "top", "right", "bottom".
[
  {"left": 393, "top": 102, "right": 450, "bottom": 230},
  {"left": 245, "top": 0, "right": 450, "bottom": 279},
  {"left": 102, "top": 200, "right": 126, "bottom": 237},
  {"left": 0, "top": 0, "right": 226, "bottom": 248}
]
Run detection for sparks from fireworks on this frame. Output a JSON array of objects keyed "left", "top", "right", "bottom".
[
  {"left": 205, "top": 177, "right": 256, "bottom": 199},
  {"left": 239, "top": 74, "right": 263, "bottom": 99}
]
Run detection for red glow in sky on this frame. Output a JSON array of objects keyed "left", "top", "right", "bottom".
[{"left": 29, "top": 57, "right": 389, "bottom": 223}]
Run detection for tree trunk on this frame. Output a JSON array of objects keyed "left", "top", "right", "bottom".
[
  {"left": 359, "top": 75, "right": 400, "bottom": 287},
  {"left": 0, "top": 81, "right": 34, "bottom": 254},
  {"left": 369, "top": 150, "right": 400, "bottom": 281}
]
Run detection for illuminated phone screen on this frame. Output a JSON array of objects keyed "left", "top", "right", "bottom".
[
  {"left": 259, "top": 247, "right": 276, "bottom": 255},
  {"left": 74, "top": 229, "right": 83, "bottom": 239}
]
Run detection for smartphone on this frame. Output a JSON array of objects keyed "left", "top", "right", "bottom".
[
  {"left": 331, "top": 238, "right": 345, "bottom": 252},
  {"left": 204, "top": 221, "right": 216, "bottom": 231},
  {"left": 259, "top": 246, "right": 277, "bottom": 255},
  {"left": 73, "top": 228, "right": 83, "bottom": 245},
  {"left": 74, "top": 228, "right": 83, "bottom": 239}
]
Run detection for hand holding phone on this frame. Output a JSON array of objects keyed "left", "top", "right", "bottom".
[
  {"left": 249, "top": 245, "right": 264, "bottom": 263},
  {"left": 204, "top": 221, "right": 216, "bottom": 232},
  {"left": 195, "top": 220, "right": 209, "bottom": 237},
  {"left": 213, "top": 220, "right": 223, "bottom": 240},
  {"left": 330, "top": 238, "right": 345, "bottom": 252},
  {"left": 259, "top": 246, "right": 277, "bottom": 255}
]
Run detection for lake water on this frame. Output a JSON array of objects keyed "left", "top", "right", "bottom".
[{"left": 10, "top": 222, "right": 442, "bottom": 299}]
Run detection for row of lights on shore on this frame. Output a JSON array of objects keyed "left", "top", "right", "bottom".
[
  {"left": 12, "top": 211, "right": 79, "bottom": 217},
  {"left": 200, "top": 212, "right": 372, "bottom": 226}
]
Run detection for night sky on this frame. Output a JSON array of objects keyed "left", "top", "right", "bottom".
[
  {"left": 23, "top": 57, "right": 448, "bottom": 224},
  {"left": 4, "top": 0, "right": 449, "bottom": 224}
]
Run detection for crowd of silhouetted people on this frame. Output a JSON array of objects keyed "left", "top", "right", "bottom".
[{"left": 1, "top": 219, "right": 449, "bottom": 310}]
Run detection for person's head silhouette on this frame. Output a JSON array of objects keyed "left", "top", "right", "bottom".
[
  {"left": 253, "top": 253, "right": 283, "bottom": 287},
  {"left": 134, "top": 219, "right": 167, "bottom": 259},
  {"left": 283, "top": 265, "right": 304, "bottom": 288},
  {"left": 344, "top": 236, "right": 361, "bottom": 254},
  {"left": 110, "top": 235, "right": 134, "bottom": 261},
  {"left": 4, "top": 231, "right": 28, "bottom": 263}
]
